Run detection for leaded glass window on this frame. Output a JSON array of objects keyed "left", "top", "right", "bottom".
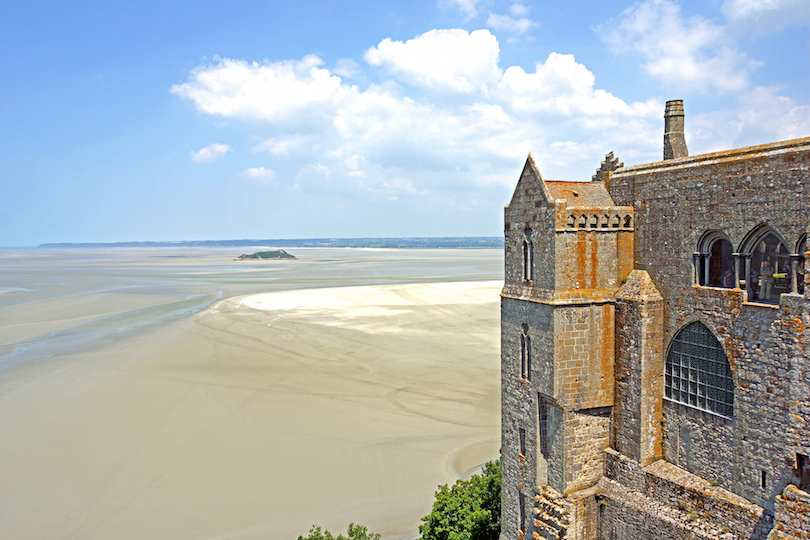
[{"left": 665, "top": 321, "right": 733, "bottom": 418}]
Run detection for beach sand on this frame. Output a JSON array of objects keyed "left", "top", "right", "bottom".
[{"left": 0, "top": 281, "right": 501, "bottom": 539}]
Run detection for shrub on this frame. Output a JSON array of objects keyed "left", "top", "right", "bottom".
[
  {"left": 418, "top": 460, "right": 501, "bottom": 540},
  {"left": 297, "top": 523, "right": 380, "bottom": 540}
]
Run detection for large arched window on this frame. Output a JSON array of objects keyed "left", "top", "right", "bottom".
[{"left": 665, "top": 321, "right": 733, "bottom": 418}]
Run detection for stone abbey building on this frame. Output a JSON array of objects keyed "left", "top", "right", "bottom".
[{"left": 500, "top": 101, "right": 810, "bottom": 539}]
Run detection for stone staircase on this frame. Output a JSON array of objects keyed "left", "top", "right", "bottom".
[{"left": 533, "top": 488, "right": 569, "bottom": 539}]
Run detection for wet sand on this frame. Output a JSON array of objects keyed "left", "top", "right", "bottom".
[{"left": 0, "top": 281, "right": 501, "bottom": 539}]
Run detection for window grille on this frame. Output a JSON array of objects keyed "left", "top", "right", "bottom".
[
  {"left": 537, "top": 397, "right": 549, "bottom": 459},
  {"left": 665, "top": 321, "right": 733, "bottom": 418}
]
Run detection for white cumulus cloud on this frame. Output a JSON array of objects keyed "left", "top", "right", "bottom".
[
  {"left": 181, "top": 23, "right": 809, "bottom": 189},
  {"left": 364, "top": 29, "right": 502, "bottom": 95},
  {"left": 499, "top": 53, "right": 649, "bottom": 118},
  {"left": 170, "top": 55, "right": 351, "bottom": 129},
  {"left": 239, "top": 167, "right": 276, "bottom": 183},
  {"left": 254, "top": 135, "right": 309, "bottom": 157},
  {"left": 172, "top": 34, "right": 665, "bottom": 186},
  {"left": 722, "top": 0, "right": 810, "bottom": 32},
  {"left": 601, "top": 0, "right": 756, "bottom": 94},
  {"left": 486, "top": 13, "right": 536, "bottom": 35},
  {"left": 190, "top": 143, "right": 231, "bottom": 163},
  {"left": 440, "top": 0, "right": 483, "bottom": 20}
]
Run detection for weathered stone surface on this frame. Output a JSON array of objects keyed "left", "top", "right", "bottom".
[
  {"left": 500, "top": 102, "right": 810, "bottom": 540},
  {"left": 768, "top": 484, "right": 810, "bottom": 540},
  {"left": 613, "top": 270, "right": 664, "bottom": 466}
]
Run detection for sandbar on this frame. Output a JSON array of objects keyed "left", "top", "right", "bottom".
[{"left": 0, "top": 281, "right": 501, "bottom": 539}]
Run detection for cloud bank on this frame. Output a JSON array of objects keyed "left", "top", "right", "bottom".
[
  {"left": 172, "top": 2, "right": 810, "bottom": 204},
  {"left": 172, "top": 28, "right": 660, "bottom": 191}
]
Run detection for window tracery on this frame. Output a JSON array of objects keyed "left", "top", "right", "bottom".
[{"left": 739, "top": 224, "right": 790, "bottom": 304}]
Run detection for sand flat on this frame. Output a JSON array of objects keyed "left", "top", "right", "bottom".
[{"left": 0, "top": 281, "right": 501, "bottom": 540}]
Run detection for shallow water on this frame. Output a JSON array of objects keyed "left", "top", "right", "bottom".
[{"left": 0, "top": 247, "right": 502, "bottom": 368}]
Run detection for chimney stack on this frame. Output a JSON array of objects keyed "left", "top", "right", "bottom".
[{"left": 663, "top": 100, "right": 688, "bottom": 160}]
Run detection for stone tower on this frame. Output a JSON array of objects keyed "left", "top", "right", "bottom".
[{"left": 500, "top": 155, "right": 633, "bottom": 539}]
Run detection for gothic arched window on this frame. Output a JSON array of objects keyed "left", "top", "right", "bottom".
[
  {"left": 695, "top": 231, "right": 733, "bottom": 288},
  {"left": 708, "top": 238, "right": 734, "bottom": 288},
  {"left": 739, "top": 224, "right": 790, "bottom": 304},
  {"left": 665, "top": 321, "right": 733, "bottom": 418}
]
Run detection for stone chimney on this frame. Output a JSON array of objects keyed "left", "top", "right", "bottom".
[{"left": 663, "top": 99, "right": 688, "bottom": 160}]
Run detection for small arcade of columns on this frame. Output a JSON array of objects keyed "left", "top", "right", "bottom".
[{"left": 693, "top": 228, "right": 807, "bottom": 304}]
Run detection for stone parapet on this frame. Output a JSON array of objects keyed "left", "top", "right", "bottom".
[
  {"left": 768, "top": 484, "right": 810, "bottom": 540},
  {"left": 603, "top": 449, "right": 771, "bottom": 539}
]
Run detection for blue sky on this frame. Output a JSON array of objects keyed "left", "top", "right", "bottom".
[{"left": 2, "top": 0, "right": 809, "bottom": 246}]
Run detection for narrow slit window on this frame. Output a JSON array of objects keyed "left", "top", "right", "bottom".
[
  {"left": 795, "top": 454, "right": 810, "bottom": 490},
  {"left": 522, "top": 229, "right": 533, "bottom": 282},
  {"left": 519, "top": 493, "right": 526, "bottom": 533},
  {"left": 519, "top": 428, "right": 526, "bottom": 456},
  {"left": 520, "top": 324, "right": 531, "bottom": 381}
]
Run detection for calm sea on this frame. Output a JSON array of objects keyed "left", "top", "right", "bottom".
[{"left": 0, "top": 247, "right": 502, "bottom": 369}]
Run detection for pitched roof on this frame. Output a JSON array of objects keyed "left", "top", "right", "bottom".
[{"left": 544, "top": 181, "right": 615, "bottom": 207}]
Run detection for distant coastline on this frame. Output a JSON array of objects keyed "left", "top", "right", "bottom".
[{"left": 39, "top": 237, "right": 503, "bottom": 249}]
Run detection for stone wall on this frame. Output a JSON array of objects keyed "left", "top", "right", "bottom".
[
  {"left": 503, "top": 157, "right": 557, "bottom": 298},
  {"left": 553, "top": 219, "right": 632, "bottom": 295},
  {"left": 563, "top": 409, "right": 610, "bottom": 495},
  {"left": 606, "top": 138, "right": 810, "bottom": 511},
  {"left": 601, "top": 449, "right": 772, "bottom": 540},
  {"left": 534, "top": 485, "right": 600, "bottom": 540},
  {"left": 552, "top": 304, "right": 615, "bottom": 412},
  {"left": 502, "top": 296, "right": 557, "bottom": 533}
]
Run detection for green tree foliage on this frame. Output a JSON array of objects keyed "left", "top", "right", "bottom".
[
  {"left": 297, "top": 523, "right": 380, "bottom": 540},
  {"left": 419, "top": 460, "right": 501, "bottom": 540}
]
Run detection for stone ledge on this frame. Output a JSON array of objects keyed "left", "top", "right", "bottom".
[{"left": 501, "top": 288, "right": 617, "bottom": 306}]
